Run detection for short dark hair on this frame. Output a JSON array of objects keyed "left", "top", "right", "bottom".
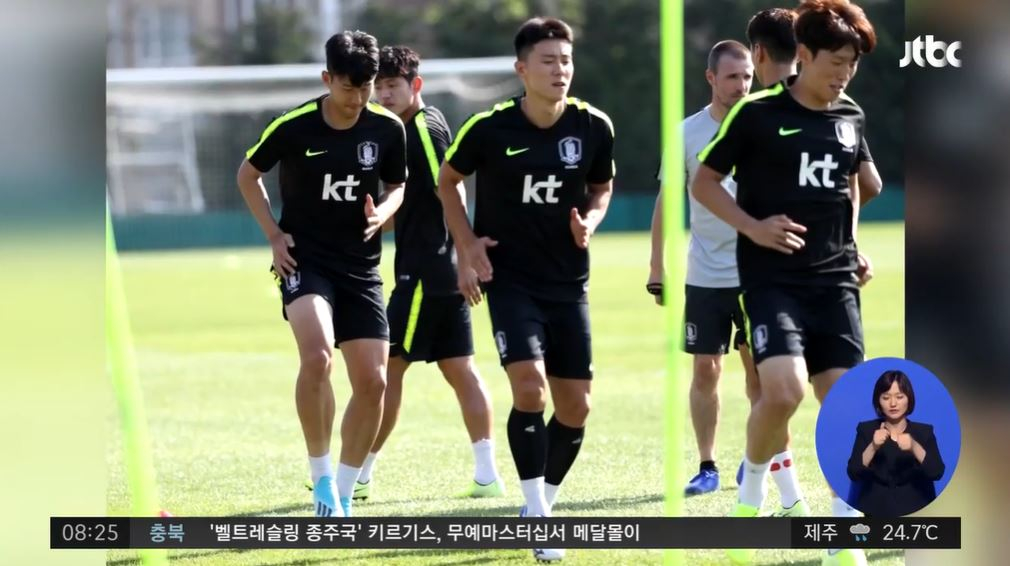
[
  {"left": 514, "top": 17, "right": 574, "bottom": 60},
  {"left": 378, "top": 45, "right": 420, "bottom": 83},
  {"left": 746, "top": 8, "right": 798, "bottom": 64},
  {"left": 795, "top": 0, "right": 877, "bottom": 59},
  {"left": 707, "top": 40, "right": 750, "bottom": 74},
  {"left": 872, "top": 370, "right": 916, "bottom": 418},
  {"left": 325, "top": 30, "right": 379, "bottom": 86}
]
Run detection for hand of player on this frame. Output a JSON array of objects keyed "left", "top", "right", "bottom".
[
  {"left": 872, "top": 422, "right": 890, "bottom": 448},
  {"left": 895, "top": 432, "right": 914, "bottom": 451},
  {"left": 856, "top": 252, "right": 874, "bottom": 287},
  {"left": 269, "top": 232, "right": 297, "bottom": 278},
  {"left": 363, "top": 194, "right": 383, "bottom": 241},
  {"left": 743, "top": 215, "right": 807, "bottom": 254},
  {"left": 457, "top": 263, "right": 483, "bottom": 307},
  {"left": 646, "top": 270, "right": 664, "bottom": 306},
  {"left": 570, "top": 208, "right": 593, "bottom": 249},
  {"left": 463, "top": 237, "right": 498, "bottom": 282}
]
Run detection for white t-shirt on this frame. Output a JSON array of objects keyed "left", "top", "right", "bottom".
[{"left": 659, "top": 105, "right": 739, "bottom": 288}]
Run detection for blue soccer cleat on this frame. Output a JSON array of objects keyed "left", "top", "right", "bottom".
[
  {"left": 684, "top": 469, "right": 720, "bottom": 496},
  {"left": 312, "top": 476, "right": 343, "bottom": 518}
]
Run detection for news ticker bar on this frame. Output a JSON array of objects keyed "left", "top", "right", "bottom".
[{"left": 51, "top": 517, "right": 959, "bottom": 550}]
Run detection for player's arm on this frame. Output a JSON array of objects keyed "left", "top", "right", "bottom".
[
  {"left": 647, "top": 190, "right": 663, "bottom": 304},
  {"left": 571, "top": 180, "right": 613, "bottom": 250},
  {"left": 237, "top": 159, "right": 296, "bottom": 278},
  {"left": 437, "top": 162, "right": 491, "bottom": 306},
  {"left": 364, "top": 181, "right": 405, "bottom": 241},
  {"left": 691, "top": 165, "right": 807, "bottom": 255},
  {"left": 850, "top": 172, "right": 873, "bottom": 286},
  {"left": 856, "top": 135, "right": 882, "bottom": 205}
]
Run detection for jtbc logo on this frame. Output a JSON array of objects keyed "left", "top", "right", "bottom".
[
  {"left": 321, "top": 174, "right": 359, "bottom": 201},
  {"left": 522, "top": 174, "right": 562, "bottom": 204},
  {"left": 900, "top": 36, "right": 961, "bottom": 68}
]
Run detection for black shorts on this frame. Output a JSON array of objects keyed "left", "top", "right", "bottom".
[
  {"left": 684, "top": 285, "right": 747, "bottom": 355},
  {"left": 274, "top": 265, "right": 388, "bottom": 345},
  {"left": 387, "top": 281, "right": 474, "bottom": 363},
  {"left": 485, "top": 286, "right": 592, "bottom": 379},
  {"left": 741, "top": 285, "right": 864, "bottom": 376}
]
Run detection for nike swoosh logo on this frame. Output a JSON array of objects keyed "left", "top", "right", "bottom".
[
  {"left": 506, "top": 147, "right": 530, "bottom": 156},
  {"left": 778, "top": 128, "right": 802, "bottom": 136},
  {"left": 305, "top": 149, "right": 327, "bottom": 157},
  {"left": 524, "top": 425, "right": 536, "bottom": 433}
]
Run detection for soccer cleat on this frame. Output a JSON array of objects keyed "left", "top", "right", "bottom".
[
  {"left": 684, "top": 469, "right": 720, "bottom": 496},
  {"left": 533, "top": 547, "right": 566, "bottom": 562},
  {"left": 726, "top": 502, "right": 760, "bottom": 564},
  {"left": 519, "top": 504, "right": 528, "bottom": 517},
  {"left": 461, "top": 477, "right": 506, "bottom": 498},
  {"left": 771, "top": 499, "right": 811, "bottom": 517},
  {"left": 822, "top": 548, "right": 868, "bottom": 566},
  {"left": 340, "top": 496, "right": 353, "bottom": 518},
  {"left": 312, "top": 476, "right": 343, "bottom": 518},
  {"left": 353, "top": 480, "right": 371, "bottom": 500},
  {"left": 736, "top": 460, "right": 744, "bottom": 486}
]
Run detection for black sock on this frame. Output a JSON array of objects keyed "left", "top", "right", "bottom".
[
  {"left": 544, "top": 415, "right": 585, "bottom": 486},
  {"left": 700, "top": 460, "right": 718, "bottom": 473},
  {"left": 507, "top": 408, "right": 548, "bottom": 480}
]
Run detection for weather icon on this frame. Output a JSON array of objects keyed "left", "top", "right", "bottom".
[{"left": 850, "top": 523, "right": 871, "bottom": 542}]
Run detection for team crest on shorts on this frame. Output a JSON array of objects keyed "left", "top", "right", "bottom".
[
  {"left": 494, "top": 331, "right": 508, "bottom": 357},
  {"left": 753, "top": 324, "right": 769, "bottom": 354},
  {"left": 358, "top": 141, "right": 378, "bottom": 169},
  {"left": 285, "top": 272, "right": 301, "bottom": 293},
  {"left": 558, "top": 136, "right": 582, "bottom": 168},
  {"left": 835, "top": 120, "right": 857, "bottom": 149},
  {"left": 685, "top": 322, "right": 698, "bottom": 345}
]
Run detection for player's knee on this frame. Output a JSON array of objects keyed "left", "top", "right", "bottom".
[
  {"left": 512, "top": 374, "right": 547, "bottom": 411},
  {"left": 762, "top": 381, "right": 805, "bottom": 415},
  {"left": 558, "top": 394, "right": 591, "bottom": 426},
  {"left": 693, "top": 355, "right": 722, "bottom": 381},
  {"left": 354, "top": 372, "right": 387, "bottom": 404},
  {"left": 299, "top": 349, "right": 333, "bottom": 382}
]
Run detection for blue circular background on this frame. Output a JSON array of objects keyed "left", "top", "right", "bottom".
[{"left": 815, "top": 357, "right": 961, "bottom": 513}]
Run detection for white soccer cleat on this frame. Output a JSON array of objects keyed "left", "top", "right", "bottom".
[{"left": 533, "top": 547, "right": 566, "bottom": 562}]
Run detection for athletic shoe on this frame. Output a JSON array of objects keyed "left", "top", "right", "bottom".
[
  {"left": 519, "top": 504, "right": 528, "bottom": 517},
  {"left": 340, "top": 496, "right": 353, "bottom": 518},
  {"left": 771, "top": 499, "right": 811, "bottom": 517},
  {"left": 460, "top": 477, "right": 506, "bottom": 498},
  {"left": 822, "top": 548, "right": 868, "bottom": 566},
  {"left": 533, "top": 547, "right": 565, "bottom": 562},
  {"left": 312, "top": 476, "right": 343, "bottom": 518},
  {"left": 725, "top": 502, "right": 760, "bottom": 564},
  {"left": 736, "top": 460, "right": 744, "bottom": 486},
  {"left": 353, "top": 480, "right": 371, "bottom": 500},
  {"left": 684, "top": 469, "right": 720, "bottom": 496}
]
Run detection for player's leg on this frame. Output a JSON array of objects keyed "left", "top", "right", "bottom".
[
  {"left": 541, "top": 299, "right": 593, "bottom": 512},
  {"left": 431, "top": 294, "right": 503, "bottom": 496},
  {"left": 335, "top": 338, "right": 388, "bottom": 515},
  {"left": 329, "top": 276, "right": 391, "bottom": 516},
  {"left": 808, "top": 287, "right": 866, "bottom": 566},
  {"left": 737, "top": 303, "right": 805, "bottom": 513},
  {"left": 357, "top": 354, "right": 409, "bottom": 499},
  {"left": 487, "top": 287, "right": 550, "bottom": 515},
  {"left": 285, "top": 291, "right": 342, "bottom": 517},
  {"left": 438, "top": 355, "right": 504, "bottom": 495}
]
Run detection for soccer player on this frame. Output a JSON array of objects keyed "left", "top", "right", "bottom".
[
  {"left": 361, "top": 45, "right": 504, "bottom": 499},
  {"left": 438, "top": 17, "right": 615, "bottom": 563},
  {"left": 237, "top": 31, "right": 406, "bottom": 518},
  {"left": 692, "top": 1, "right": 876, "bottom": 564},
  {"left": 747, "top": 7, "right": 883, "bottom": 205},
  {"left": 647, "top": 41, "right": 760, "bottom": 497}
]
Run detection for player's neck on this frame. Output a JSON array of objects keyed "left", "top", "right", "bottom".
[
  {"left": 789, "top": 75, "right": 833, "bottom": 110},
  {"left": 520, "top": 94, "right": 565, "bottom": 129},
  {"left": 321, "top": 95, "right": 361, "bottom": 130},
  {"left": 400, "top": 97, "right": 424, "bottom": 123},
  {"left": 761, "top": 62, "right": 796, "bottom": 88}
]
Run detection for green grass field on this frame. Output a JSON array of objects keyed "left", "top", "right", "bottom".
[{"left": 108, "top": 224, "right": 903, "bottom": 565}]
